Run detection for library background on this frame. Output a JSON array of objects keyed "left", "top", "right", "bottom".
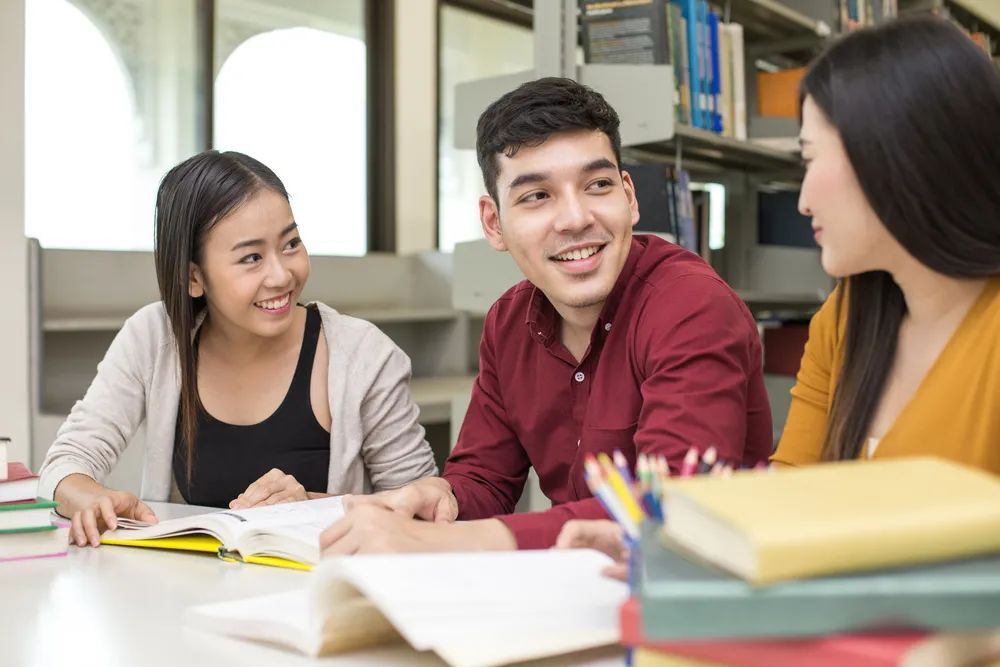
[{"left": 1, "top": 0, "right": 999, "bottom": 509}]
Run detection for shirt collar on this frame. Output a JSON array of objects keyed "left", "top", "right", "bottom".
[{"left": 524, "top": 236, "right": 646, "bottom": 345}]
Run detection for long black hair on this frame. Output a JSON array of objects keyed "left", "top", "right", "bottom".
[
  {"left": 154, "top": 150, "right": 290, "bottom": 478},
  {"left": 801, "top": 16, "right": 1000, "bottom": 460}
]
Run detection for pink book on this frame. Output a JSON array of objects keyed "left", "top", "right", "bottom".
[
  {"left": 0, "top": 462, "right": 40, "bottom": 504},
  {"left": 621, "top": 597, "right": 1000, "bottom": 667}
]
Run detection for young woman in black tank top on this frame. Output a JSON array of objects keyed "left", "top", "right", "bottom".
[{"left": 53, "top": 151, "right": 438, "bottom": 546}]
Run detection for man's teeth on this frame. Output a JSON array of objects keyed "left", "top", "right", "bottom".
[
  {"left": 255, "top": 293, "right": 290, "bottom": 310},
  {"left": 554, "top": 246, "right": 601, "bottom": 261}
]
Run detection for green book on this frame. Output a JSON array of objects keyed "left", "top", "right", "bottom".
[
  {"left": 0, "top": 498, "right": 57, "bottom": 532},
  {"left": 639, "top": 525, "right": 1000, "bottom": 640}
]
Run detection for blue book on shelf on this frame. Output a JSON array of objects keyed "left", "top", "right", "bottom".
[
  {"left": 708, "top": 9, "right": 722, "bottom": 133},
  {"left": 679, "top": 0, "right": 702, "bottom": 128}
]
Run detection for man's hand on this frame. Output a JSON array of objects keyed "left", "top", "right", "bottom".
[
  {"left": 348, "top": 477, "right": 458, "bottom": 522},
  {"left": 555, "top": 519, "right": 628, "bottom": 582},
  {"left": 230, "top": 468, "right": 310, "bottom": 509},
  {"left": 320, "top": 505, "right": 517, "bottom": 555}
]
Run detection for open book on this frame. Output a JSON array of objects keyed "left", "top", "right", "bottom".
[
  {"left": 186, "top": 549, "right": 629, "bottom": 667},
  {"left": 101, "top": 496, "right": 344, "bottom": 569}
]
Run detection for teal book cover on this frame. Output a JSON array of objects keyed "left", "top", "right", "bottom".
[{"left": 639, "top": 525, "right": 1000, "bottom": 640}]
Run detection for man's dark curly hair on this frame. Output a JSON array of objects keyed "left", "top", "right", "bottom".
[{"left": 475, "top": 77, "right": 622, "bottom": 203}]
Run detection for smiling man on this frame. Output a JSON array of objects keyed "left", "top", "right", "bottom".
[{"left": 320, "top": 77, "right": 772, "bottom": 554}]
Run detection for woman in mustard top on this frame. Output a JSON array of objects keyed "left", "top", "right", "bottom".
[
  {"left": 770, "top": 16, "right": 1000, "bottom": 474},
  {"left": 555, "top": 15, "right": 1000, "bottom": 570}
]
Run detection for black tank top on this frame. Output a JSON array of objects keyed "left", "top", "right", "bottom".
[{"left": 172, "top": 304, "right": 331, "bottom": 507}]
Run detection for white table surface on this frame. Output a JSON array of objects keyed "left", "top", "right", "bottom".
[{"left": 2, "top": 502, "right": 625, "bottom": 667}]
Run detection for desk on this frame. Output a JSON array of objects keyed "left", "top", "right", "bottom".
[{"left": 2, "top": 503, "right": 624, "bottom": 667}]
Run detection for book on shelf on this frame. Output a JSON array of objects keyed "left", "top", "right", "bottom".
[
  {"left": 101, "top": 496, "right": 345, "bottom": 570},
  {"left": 186, "top": 548, "right": 627, "bottom": 667},
  {"left": 0, "top": 520, "right": 70, "bottom": 562},
  {"left": 580, "top": 0, "right": 672, "bottom": 65},
  {"left": 659, "top": 457, "right": 1000, "bottom": 585},
  {"left": 0, "top": 462, "right": 39, "bottom": 504},
  {"left": 0, "top": 498, "right": 58, "bottom": 531},
  {"left": 635, "top": 524, "right": 1000, "bottom": 640}
]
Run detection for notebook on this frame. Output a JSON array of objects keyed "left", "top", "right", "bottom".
[
  {"left": 0, "top": 463, "right": 39, "bottom": 503},
  {"left": 660, "top": 457, "right": 1000, "bottom": 584},
  {"left": 622, "top": 597, "right": 1000, "bottom": 667},
  {"left": 636, "top": 525, "right": 1000, "bottom": 640},
  {"left": 101, "top": 496, "right": 344, "bottom": 569},
  {"left": 186, "top": 549, "right": 629, "bottom": 667}
]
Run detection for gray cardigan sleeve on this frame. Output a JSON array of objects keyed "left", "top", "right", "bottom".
[
  {"left": 37, "top": 310, "right": 152, "bottom": 500},
  {"left": 354, "top": 327, "right": 438, "bottom": 490}
]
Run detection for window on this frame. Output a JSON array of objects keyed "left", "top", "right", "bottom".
[
  {"left": 25, "top": 0, "right": 369, "bottom": 255},
  {"left": 437, "top": 4, "right": 533, "bottom": 252},
  {"left": 25, "top": 0, "right": 199, "bottom": 250},
  {"left": 214, "top": 0, "right": 367, "bottom": 256}
]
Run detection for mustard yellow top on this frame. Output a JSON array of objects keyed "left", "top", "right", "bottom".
[{"left": 772, "top": 278, "right": 1000, "bottom": 475}]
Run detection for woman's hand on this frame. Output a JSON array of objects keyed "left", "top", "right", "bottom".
[
  {"left": 555, "top": 519, "right": 629, "bottom": 582},
  {"left": 55, "top": 474, "right": 158, "bottom": 548},
  {"left": 229, "top": 468, "right": 311, "bottom": 509}
]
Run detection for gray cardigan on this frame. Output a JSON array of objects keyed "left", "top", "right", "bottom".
[{"left": 38, "top": 302, "right": 438, "bottom": 501}]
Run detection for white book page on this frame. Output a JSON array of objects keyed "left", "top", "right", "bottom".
[
  {"left": 314, "top": 549, "right": 628, "bottom": 655},
  {"left": 104, "top": 496, "right": 345, "bottom": 552}
]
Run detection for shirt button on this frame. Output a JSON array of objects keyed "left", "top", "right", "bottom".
[
  {"left": 574, "top": 371, "right": 585, "bottom": 382},
  {"left": 604, "top": 322, "right": 612, "bottom": 332}
]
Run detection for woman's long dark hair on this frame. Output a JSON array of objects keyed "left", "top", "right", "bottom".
[
  {"left": 801, "top": 16, "right": 1000, "bottom": 460},
  {"left": 154, "top": 151, "right": 289, "bottom": 479}
]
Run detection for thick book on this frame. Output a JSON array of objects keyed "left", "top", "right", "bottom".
[
  {"left": 636, "top": 524, "right": 1000, "bottom": 640},
  {"left": 0, "top": 438, "right": 7, "bottom": 480},
  {"left": 581, "top": 0, "right": 672, "bottom": 65},
  {"left": 0, "top": 520, "right": 70, "bottom": 562},
  {"left": 0, "top": 463, "right": 39, "bottom": 503},
  {"left": 0, "top": 498, "right": 57, "bottom": 531},
  {"left": 661, "top": 457, "right": 1000, "bottom": 584},
  {"left": 186, "top": 549, "right": 628, "bottom": 667},
  {"left": 101, "top": 496, "right": 344, "bottom": 569},
  {"left": 622, "top": 597, "right": 1000, "bottom": 666}
]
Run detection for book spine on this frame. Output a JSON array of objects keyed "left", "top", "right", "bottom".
[{"left": 640, "top": 587, "right": 1000, "bottom": 640}]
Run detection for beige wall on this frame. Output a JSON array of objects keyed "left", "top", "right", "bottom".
[{"left": 0, "top": 0, "right": 31, "bottom": 463}]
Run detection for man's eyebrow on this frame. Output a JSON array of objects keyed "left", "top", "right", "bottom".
[
  {"left": 229, "top": 222, "right": 298, "bottom": 252},
  {"left": 507, "top": 172, "right": 548, "bottom": 191},
  {"left": 582, "top": 157, "right": 618, "bottom": 172}
]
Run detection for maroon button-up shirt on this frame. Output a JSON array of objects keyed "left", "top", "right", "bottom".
[{"left": 442, "top": 235, "right": 772, "bottom": 548}]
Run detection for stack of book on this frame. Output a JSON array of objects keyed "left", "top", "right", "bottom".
[
  {"left": 0, "top": 440, "right": 69, "bottom": 562},
  {"left": 625, "top": 458, "right": 1000, "bottom": 666},
  {"left": 580, "top": 0, "right": 747, "bottom": 139}
]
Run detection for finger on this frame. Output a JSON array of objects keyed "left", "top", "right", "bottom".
[
  {"left": 97, "top": 495, "right": 118, "bottom": 531},
  {"left": 434, "top": 495, "right": 457, "bottom": 523},
  {"left": 555, "top": 522, "right": 584, "bottom": 549},
  {"left": 240, "top": 481, "right": 279, "bottom": 507},
  {"left": 319, "top": 517, "right": 353, "bottom": 550},
  {"left": 81, "top": 508, "right": 102, "bottom": 547},
  {"left": 321, "top": 532, "right": 360, "bottom": 556},
  {"left": 71, "top": 511, "right": 88, "bottom": 547},
  {"left": 129, "top": 500, "right": 158, "bottom": 524},
  {"left": 601, "top": 563, "right": 629, "bottom": 582}
]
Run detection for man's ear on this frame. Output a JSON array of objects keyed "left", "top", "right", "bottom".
[
  {"left": 480, "top": 195, "right": 507, "bottom": 251},
  {"left": 188, "top": 262, "right": 205, "bottom": 298},
  {"left": 620, "top": 170, "right": 641, "bottom": 229}
]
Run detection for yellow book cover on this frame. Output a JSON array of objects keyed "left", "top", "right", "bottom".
[
  {"left": 100, "top": 496, "right": 344, "bottom": 570},
  {"left": 662, "top": 457, "right": 1000, "bottom": 585}
]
